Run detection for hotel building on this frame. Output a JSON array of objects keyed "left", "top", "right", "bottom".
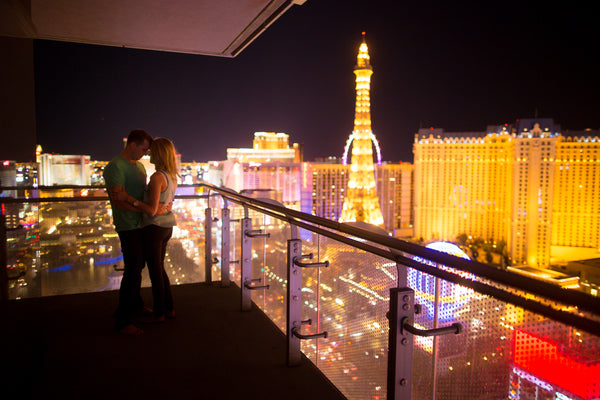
[
  {"left": 310, "top": 161, "right": 413, "bottom": 234},
  {"left": 216, "top": 132, "right": 412, "bottom": 233},
  {"left": 414, "top": 118, "right": 600, "bottom": 267}
]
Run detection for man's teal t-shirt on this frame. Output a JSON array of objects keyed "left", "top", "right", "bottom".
[{"left": 103, "top": 155, "right": 147, "bottom": 232}]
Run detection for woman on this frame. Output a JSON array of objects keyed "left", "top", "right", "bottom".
[{"left": 128, "top": 137, "right": 178, "bottom": 323}]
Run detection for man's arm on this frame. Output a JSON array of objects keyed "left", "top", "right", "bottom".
[
  {"left": 109, "top": 184, "right": 170, "bottom": 215},
  {"left": 108, "top": 186, "right": 139, "bottom": 211}
]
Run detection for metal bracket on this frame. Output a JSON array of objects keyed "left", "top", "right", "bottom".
[
  {"left": 293, "top": 253, "right": 329, "bottom": 269},
  {"left": 291, "top": 319, "right": 328, "bottom": 340},
  {"left": 402, "top": 317, "right": 462, "bottom": 337},
  {"left": 244, "top": 278, "right": 270, "bottom": 291},
  {"left": 245, "top": 229, "right": 270, "bottom": 238}
]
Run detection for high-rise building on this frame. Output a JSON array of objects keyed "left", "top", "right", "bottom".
[
  {"left": 339, "top": 33, "right": 384, "bottom": 227},
  {"left": 38, "top": 153, "right": 91, "bottom": 186},
  {"left": 221, "top": 132, "right": 308, "bottom": 211},
  {"left": 226, "top": 132, "right": 302, "bottom": 163},
  {"left": 311, "top": 162, "right": 348, "bottom": 222},
  {"left": 311, "top": 160, "right": 413, "bottom": 234},
  {"left": 218, "top": 130, "right": 412, "bottom": 231},
  {"left": 376, "top": 162, "right": 413, "bottom": 236},
  {"left": 413, "top": 118, "right": 600, "bottom": 267}
]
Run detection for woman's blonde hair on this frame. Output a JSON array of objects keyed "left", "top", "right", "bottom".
[{"left": 150, "top": 138, "right": 178, "bottom": 180}]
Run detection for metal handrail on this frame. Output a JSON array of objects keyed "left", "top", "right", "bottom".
[
  {"left": 195, "top": 183, "right": 600, "bottom": 335},
  {"left": 2, "top": 183, "right": 600, "bottom": 334}
]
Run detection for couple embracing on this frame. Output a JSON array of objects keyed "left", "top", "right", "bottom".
[{"left": 103, "top": 129, "right": 178, "bottom": 336}]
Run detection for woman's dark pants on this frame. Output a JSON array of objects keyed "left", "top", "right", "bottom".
[{"left": 142, "top": 224, "right": 174, "bottom": 317}]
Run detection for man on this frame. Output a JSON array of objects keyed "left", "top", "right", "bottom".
[{"left": 103, "top": 129, "right": 153, "bottom": 336}]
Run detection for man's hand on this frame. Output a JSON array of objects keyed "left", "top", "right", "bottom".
[
  {"left": 108, "top": 186, "right": 137, "bottom": 211},
  {"left": 156, "top": 202, "right": 170, "bottom": 215}
]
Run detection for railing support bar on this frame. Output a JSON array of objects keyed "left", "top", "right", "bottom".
[
  {"left": 388, "top": 287, "right": 415, "bottom": 400},
  {"left": 220, "top": 207, "right": 230, "bottom": 287},
  {"left": 204, "top": 208, "right": 213, "bottom": 284},
  {"left": 0, "top": 213, "right": 7, "bottom": 303},
  {"left": 287, "top": 238, "right": 302, "bottom": 366},
  {"left": 240, "top": 218, "right": 254, "bottom": 311}
]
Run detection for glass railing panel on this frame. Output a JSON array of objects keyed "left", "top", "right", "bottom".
[
  {"left": 168, "top": 196, "right": 208, "bottom": 284},
  {"left": 206, "top": 203, "right": 222, "bottom": 283},
  {"left": 242, "top": 209, "right": 283, "bottom": 331},
  {"left": 405, "top": 257, "right": 600, "bottom": 400},
  {"left": 5, "top": 201, "right": 41, "bottom": 299},
  {"left": 4, "top": 196, "right": 209, "bottom": 300},
  {"left": 301, "top": 230, "right": 396, "bottom": 400},
  {"left": 250, "top": 212, "right": 290, "bottom": 332},
  {"left": 294, "top": 227, "right": 323, "bottom": 364},
  {"left": 37, "top": 199, "right": 125, "bottom": 297},
  {"left": 226, "top": 203, "right": 244, "bottom": 287}
]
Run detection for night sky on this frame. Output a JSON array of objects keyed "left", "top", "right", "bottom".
[{"left": 34, "top": 0, "right": 598, "bottom": 163}]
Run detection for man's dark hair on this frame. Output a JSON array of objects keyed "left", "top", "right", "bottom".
[{"left": 127, "top": 129, "right": 153, "bottom": 146}]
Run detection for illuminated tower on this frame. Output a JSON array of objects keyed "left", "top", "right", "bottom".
[{"left": 339, "top": 33, "right": 384, "bottom": 227}]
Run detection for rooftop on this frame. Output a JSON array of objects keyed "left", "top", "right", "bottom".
[{"left": 1, "top": 282, "right": 346, "bottom": 399}]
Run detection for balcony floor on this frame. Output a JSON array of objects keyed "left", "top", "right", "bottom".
[{"left": 1, "top": 282, "right": 346, "bottom": 399}]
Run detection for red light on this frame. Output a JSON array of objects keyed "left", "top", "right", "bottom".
[
  {"left": 513, "top": 329, "right": 600, "bottom": 399},
  {"left": 2, "top": 160, "right": 9, "bottom": 166}
]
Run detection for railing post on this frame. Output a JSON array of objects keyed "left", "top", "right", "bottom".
[
  {"left": 240, "top": 217, "right": 252, "bottom": 311},
  {"left": 287, "top": 233, "right": 328, "bottom": 366},
  {"left": 0, "top": 213, "right": 8, "bottom": 303},
  {"left": 240, "top": 217, "right": 270, "bottom": 311},
  {"left": 204, "top": 207, "right": 213, "bottom": 284},
  {"left": 396, "top": 261, "right": 408, "bottom": 288},
  {"left": 388, "top": 287, "right": 415, "bottom": 400},
  {"left": 287, "top": 238, "right": 302, "bottom": 366},
  {"left": 220, "top": 207, "right": 230, "bottom": 287}
]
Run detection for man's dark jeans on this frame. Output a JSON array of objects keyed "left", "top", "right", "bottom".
[{"left": 114, "top": 228, "right": 145, "bottom": 330}]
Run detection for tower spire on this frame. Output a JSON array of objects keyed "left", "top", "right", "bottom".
[{"left": 339, "top": 33, "right": 384, "bottom": 227}]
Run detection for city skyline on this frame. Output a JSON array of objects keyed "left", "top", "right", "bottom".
[{"left": 34, "top": 0, "right": 598, "bottom": 163}]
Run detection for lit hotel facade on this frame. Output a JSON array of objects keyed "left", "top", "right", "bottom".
[
  {"left": 311, "top": 161, "right": 413, "bottom": 234},
  {"left": 217, "top": 131, "right": 412, "bottom": 233},
  {"left": 414, "top": 118, "right": 600, "bottom": 267}
]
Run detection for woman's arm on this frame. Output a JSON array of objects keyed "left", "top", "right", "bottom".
[{"left": 137, "top": 172, "right": 166, "bottom": 216}]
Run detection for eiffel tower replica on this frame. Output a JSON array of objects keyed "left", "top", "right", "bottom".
[{"left": 339, "top": 33, "right": 385, "bottom": 227}]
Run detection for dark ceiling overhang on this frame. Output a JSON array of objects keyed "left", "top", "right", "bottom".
[{"left": 0, "top": 0, "right": 305, "bottom": 57}]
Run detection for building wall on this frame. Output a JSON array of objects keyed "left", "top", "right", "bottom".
[
  {"left": 311, "top": 163, "right": 349, "bottom": 221},
  {"left": 0, "top": 37, "right": 36, "bottom": 162},
  {"left": 375, "top": 162, "right": 413, "bottom": 234},
  {"left": 552, "top": 135, "right": 600, "bottom": 249},
  {"left": 221, "top": 160, "right": 305, "bottom": 209},
  {"left": 511, "top": 121, "right": 556, "bottom": 267},
  {"left": 414, "top": 128, "right": 513, "bottom": 245}
]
